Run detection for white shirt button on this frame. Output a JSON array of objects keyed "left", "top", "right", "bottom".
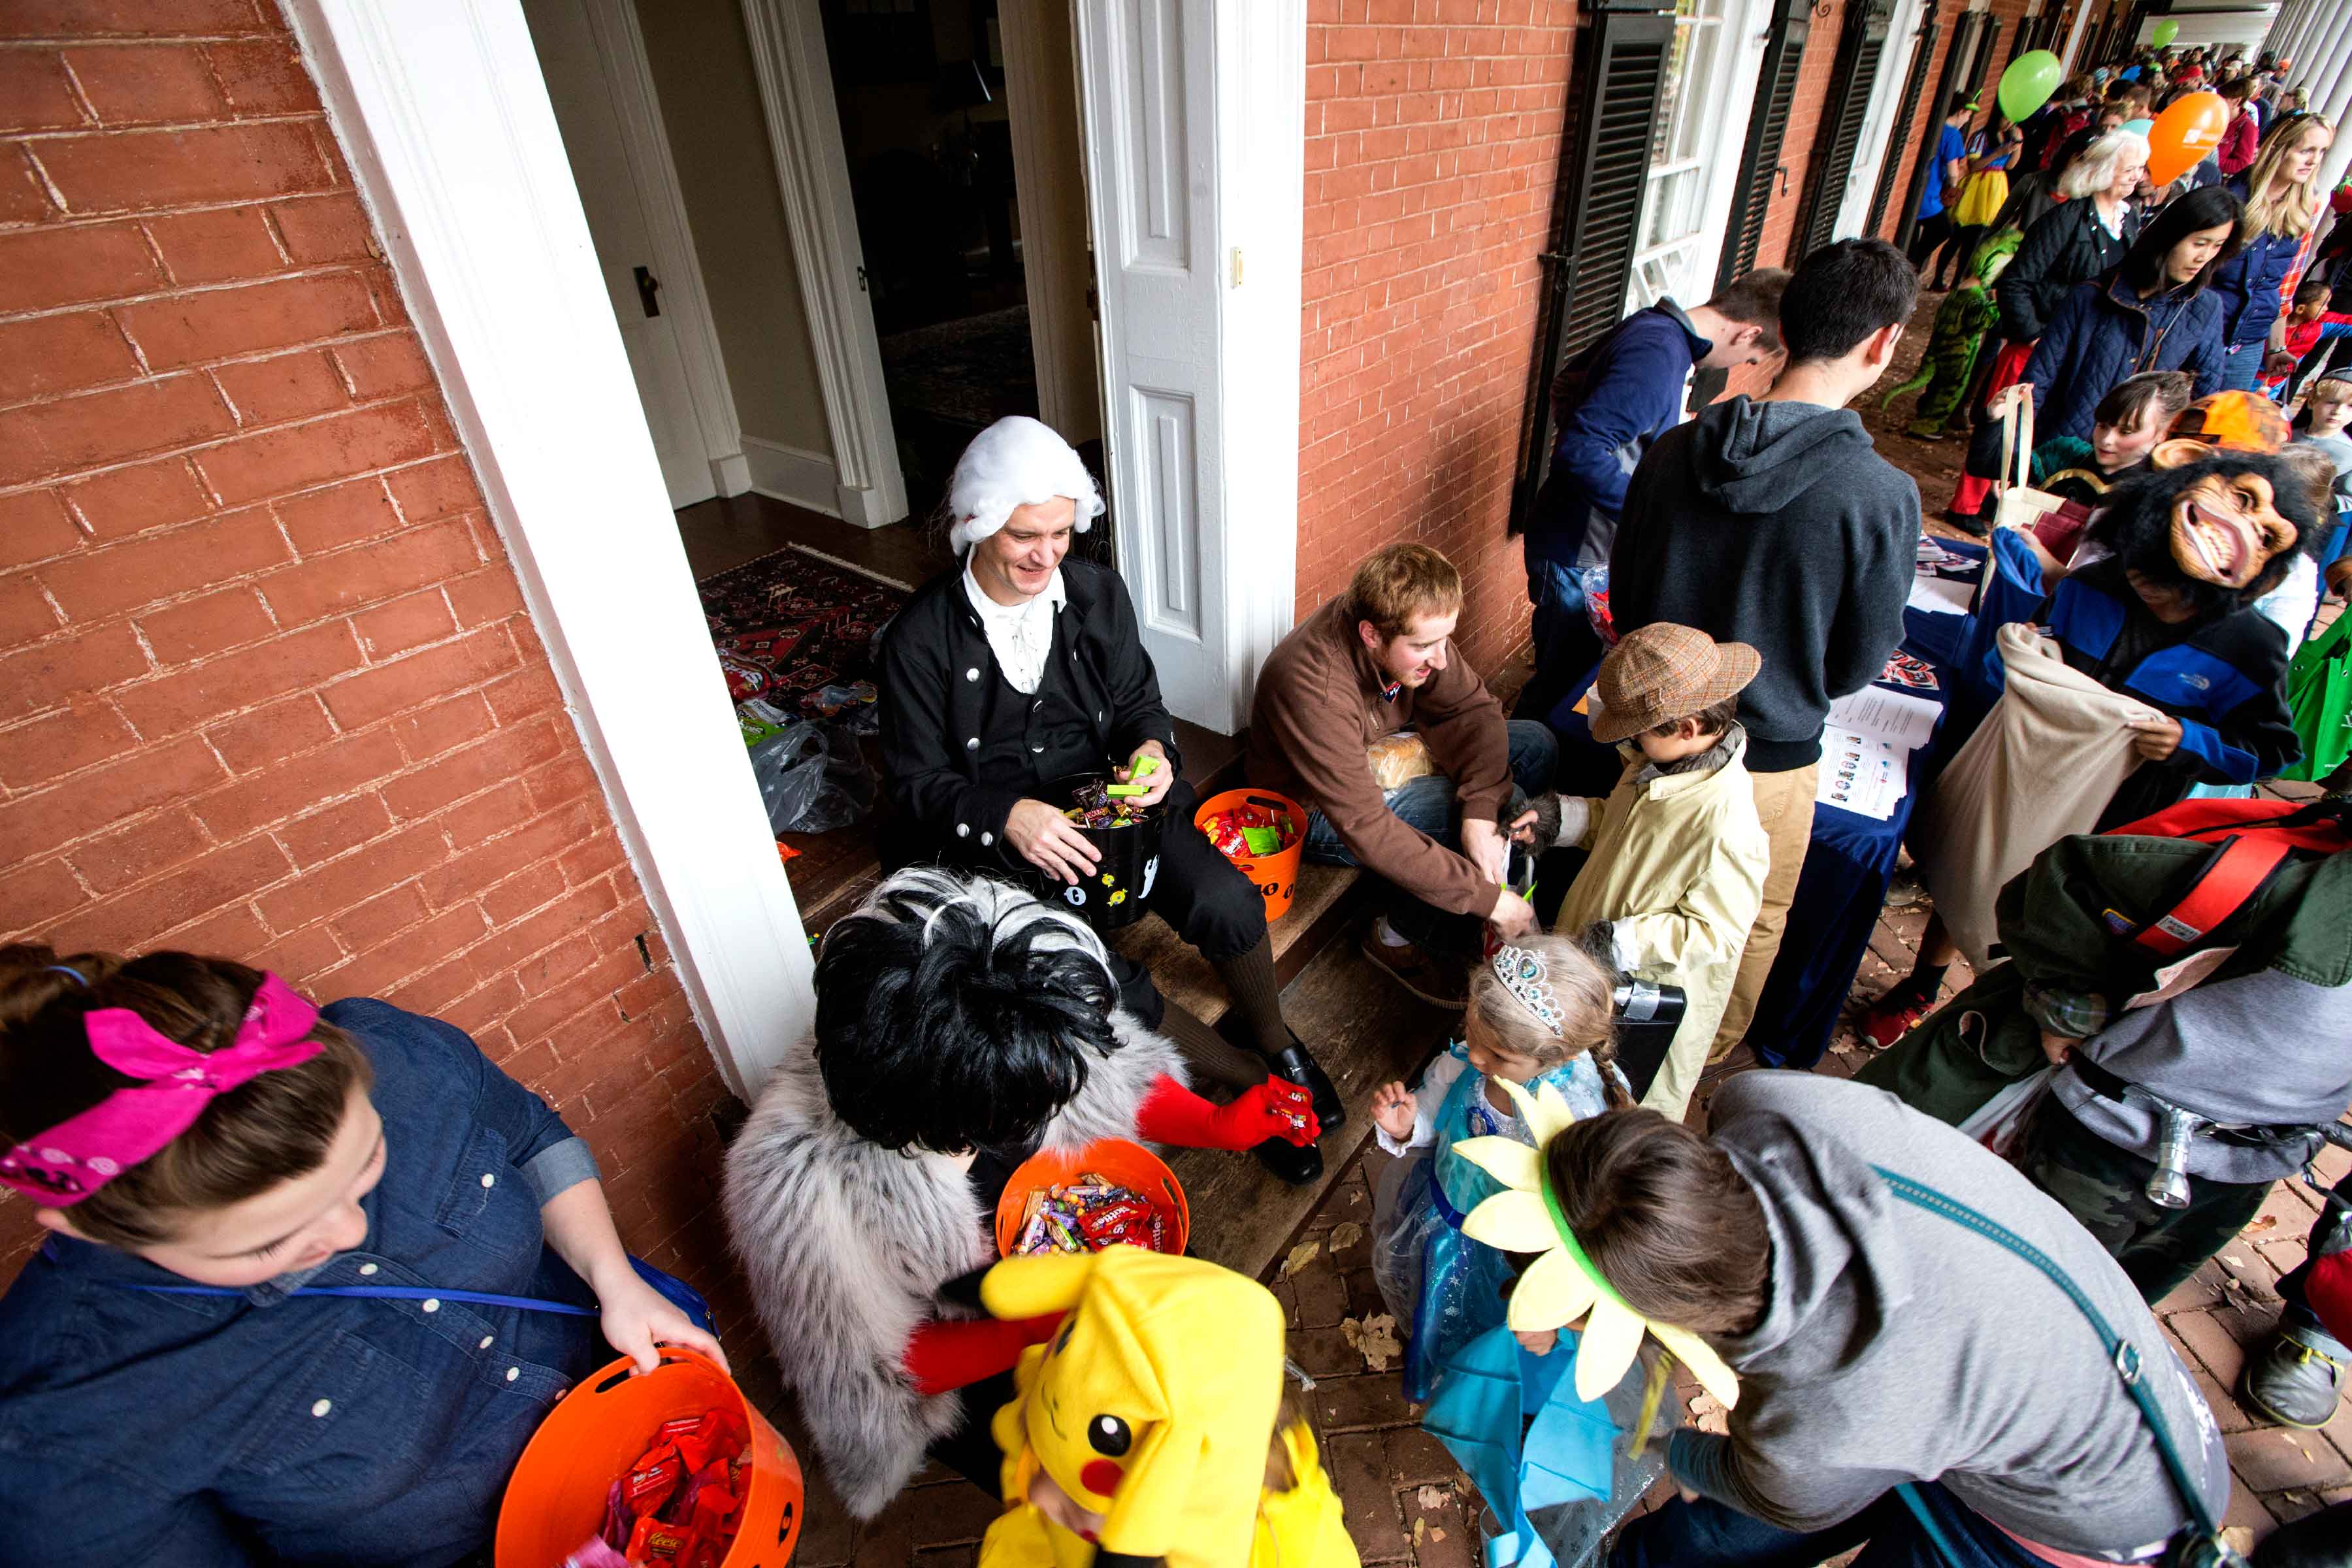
[
  {"left": 505, "top": 1367, "right": 520, "bottom": 1382},
  {"left": 956, "top": 823, "right": 970, "bottom": 838},
  {"left": 1032, "top": 744, "right": 1044, "bottom": 753},
  {"left": 480, "top": 1173, "right": 495, "bottom": 1188},
  {"left": 357, "top": 1263, "right": 378, "bottom": 1276},
  {"left": 981, "top": 832, "right": 994, "bottom": 846},
  {"left": 311, "top": 1398, "right": 333, "bottom": 1418},
  {"left": 422, "top": 1298, "right": 440, "bottom": 1313},
  {"left": 966, "top": 667, "right": 980, "bottom": 681},
  {"left": 966, "top": 737, "right": 980, "bottom": 751},
  {"left": 480, "top": 1335, "right": 495, "bottom": 1350}
]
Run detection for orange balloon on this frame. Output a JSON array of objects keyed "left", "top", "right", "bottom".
[{"left": 2146, "top": 91, "right": 2229, "bottom": 187}]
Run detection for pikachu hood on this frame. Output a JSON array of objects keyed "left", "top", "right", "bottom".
[{"left": 983, "top": 1248, "right": 1286, "bottom": 1568}]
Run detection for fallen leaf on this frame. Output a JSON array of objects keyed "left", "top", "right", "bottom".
[
  {"left": 1281, "top": 1240, "right": 1322, "bottom": 1278},
  {"left": 1330, "top": 1221, "right": 1365, "bottom": 1252},
  {"left": 1413, "top": 1518, "right": 1427, "bottom": 1546},
  {"left": 1341, "top": 1312, "right": 1402, "bottom": 1373},
  {"left": 1417, "top": 1485, "right": 1450, "bottom": 1510},
  {"left": 2247, "top": 1213, "right": 2278, "bottom": 1233},
  {"left": 1430, "top": 1529, "right": 1448, "bottom": 1543}
]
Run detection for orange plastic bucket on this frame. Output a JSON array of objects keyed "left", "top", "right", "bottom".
[
  {"left": 496, "top": 1347, "right": 804, "bottom": 1568},
  {"left": 1194, "top": 787, "right": 1309, "bottom": 921},
  {"left": 994, "top": 1137, "right": 1190, "bottom": 1258}
]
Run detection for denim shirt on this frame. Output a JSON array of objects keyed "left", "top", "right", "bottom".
[{"left": 0, "top": 999, "right": 607, "bottom": 1567}]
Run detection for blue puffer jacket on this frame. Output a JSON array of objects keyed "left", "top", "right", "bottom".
[
  {"left": 2208, "top": 174, "right": 2315, "bottom": 349},
  {"left": 2021, "top": 276, "right": 2227, "bottom": 441}
]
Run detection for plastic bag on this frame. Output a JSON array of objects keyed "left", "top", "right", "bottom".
[{"left": 747, "top": 722, "right": 875, "bottom": 836}]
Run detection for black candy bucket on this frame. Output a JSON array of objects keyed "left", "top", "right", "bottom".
[{"left": 1030, "top": 773, "right": 1164, "bottom": 932}]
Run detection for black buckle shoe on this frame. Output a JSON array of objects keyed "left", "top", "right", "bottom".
[
  {"left": 1252, "top": 1134, "right": 1323, "bottom": 1187},
  {"left": 1270, "top": 1041, "right": 1345, "bottom": 1132}
]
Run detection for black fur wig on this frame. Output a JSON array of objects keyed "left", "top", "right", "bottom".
[
  {"left": 2083, "top": 448, "right": 2325, "bottom": 625},
  {"left": 812, "top": 866, "right": 1122, "bottom": 1154}
]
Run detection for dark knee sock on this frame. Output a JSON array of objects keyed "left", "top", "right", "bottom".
[
  {"left": 1211, "top": 936, "right": 1291, "bottom": 1058},
  {"left": 1897, "top": 961, "right": 1949, "bottom": 1005},
  {"left": 1157, "top": 998, "right": 1267, "bottom": 1090}
]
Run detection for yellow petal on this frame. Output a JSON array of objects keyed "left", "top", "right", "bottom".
[
  {"left": 1573, "top": 1295, "right": 1648, "bottom": 1403},
  {"left": 1492, "top": 1077, "right": 1544, "bottom": 1132},
  {"left": 1652, "top": 1323, "right": 1741, "bottom": 1411},
  {"left": 1507, "top": 1243, "right": 1595, "bottom": 1331},
  {"left": 1451, "top": 1135, "right": 1541, "bottom": 1192},
  {"left": 1460, "top": 1188, "right": 1557, "bottom": 1254},
  {"left": 1527, "top": 1081, "right": 1578, "bottom": 1145}
]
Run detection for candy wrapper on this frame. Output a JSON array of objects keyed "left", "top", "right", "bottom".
[
  {"left": 1064, "top": 777, "right": 1151, "bottom": 830},
  {"left": 595, "top": 1409, "right": 751, "bottom": 1565},
  {"left": 1201, "top": 802, "right": 1298, "bottom": 860},
  {"left": 1011, "top": 1172, "right": 1179, "bottom": 1258}
]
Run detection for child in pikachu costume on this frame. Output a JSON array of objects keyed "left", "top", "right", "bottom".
[{"left": 976, "top": 1246, "right": 1358, "bottom": 1568}]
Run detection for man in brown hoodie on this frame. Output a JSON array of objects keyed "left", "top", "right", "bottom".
[{"left": 1249, "top": 545, "right": 1560, "bottom": 1005}]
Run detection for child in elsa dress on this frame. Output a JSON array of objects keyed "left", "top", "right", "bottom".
[{"left": 1367, "top": 934, "right": 1629, "bottom": 1403}]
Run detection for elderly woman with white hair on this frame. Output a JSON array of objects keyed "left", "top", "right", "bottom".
[
  {"left": 874, "top": 416, "right": 1341, "bottom": 1187},
  {"left": 1995, "top": 128, "right": 2151, "bottom": 347},
  {"left": 719, "top": 867, "right": 1318, "bottom": 1519}
]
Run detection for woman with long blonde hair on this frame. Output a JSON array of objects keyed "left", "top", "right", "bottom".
[{"left": 2209, "top": 113, "right": 2334, "bottom": 389}]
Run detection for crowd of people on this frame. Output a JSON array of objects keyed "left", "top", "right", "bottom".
[{"left": 1, "top": 33, "right": 2349, "bottom": 1568}]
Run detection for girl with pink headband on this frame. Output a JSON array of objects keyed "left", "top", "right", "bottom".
[{"left": 0, "top": 944, "right": 722, "bottom": 1565}]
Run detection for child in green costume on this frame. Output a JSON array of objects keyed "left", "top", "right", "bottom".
[{"left": 1885, "top": 231, "right": 2019, "bottom": 439}]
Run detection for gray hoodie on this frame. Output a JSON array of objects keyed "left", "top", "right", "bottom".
[
  {"left": 1610, "top": 397, "right": 1918, "bottom": 772},
  {"left": 1679, "top": 1074, "right": 2227, "bottom": 1555}
]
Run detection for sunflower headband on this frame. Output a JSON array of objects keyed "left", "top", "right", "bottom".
[{"left": 1452, "top": 1077, "right": 1740, "bottom": 1410}]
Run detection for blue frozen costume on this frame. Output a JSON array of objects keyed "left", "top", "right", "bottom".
[{"left": 1369, "top": 1041, "right": 1612, "bottom": 1403}]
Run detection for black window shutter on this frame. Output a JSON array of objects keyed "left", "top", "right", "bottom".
[
  {"left": 1868, "top": 12, "right": 1937, "bottom": 237},
  {"left": 1716, "top": 0, "right": 1813, "bottom": 291},
  {"left": 1792, "top": 0, "right": 1895, "bottom": 259},
  {"left": 1509, "top": 0, "right": 1676, "bottom": 534}
]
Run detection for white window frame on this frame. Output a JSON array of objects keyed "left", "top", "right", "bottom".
[{"left": 1628, "top": 0, "right": 1774, "bottom": 310}]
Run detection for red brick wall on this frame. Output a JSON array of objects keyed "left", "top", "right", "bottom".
[
  {"left": 0, "top": 1, "right": 748, "bottom": 1347},
  {"left": 1758, "top": 1, "right": 1856, "bottom": 270},
  {"left": 1294, "top": 1, "right": 1584, "bottom": 678}
]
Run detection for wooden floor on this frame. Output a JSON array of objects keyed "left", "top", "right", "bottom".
[{"left": 676, "top": 489, "right": 951, "bottom": 588}]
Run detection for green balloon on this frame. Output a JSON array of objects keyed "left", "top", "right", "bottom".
[
  {"left": 2152, "top": 20, "right": 2179, "bottom": 46},
  {"left": 1998, "top": 50, "right": 2064, "bottom": 122}
]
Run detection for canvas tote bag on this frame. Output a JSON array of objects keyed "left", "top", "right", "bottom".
[{"left": 1914, "top": 625, "right": 2160, "bottom": 968}]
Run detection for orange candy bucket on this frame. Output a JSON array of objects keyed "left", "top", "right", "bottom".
[
  {"left": 994, "top": 1137, "right": 1190, "bottom": 1258},
  {"left": 496, "top": 1347, "right": 804, "bottom": 1568},
  {"left": 1194, "top": 787, "right": 1309, "bottom": 921}
]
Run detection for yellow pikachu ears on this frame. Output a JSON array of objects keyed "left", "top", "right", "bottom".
[{"left": 981, "top": 1251, "right": 1100, "bottom": 1319}]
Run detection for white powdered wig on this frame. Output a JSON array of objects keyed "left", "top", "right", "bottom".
[
  {"left": 945, "top": 415, "right": 1105, "bottom": 553},
  {"left": 849, "top": 864, "right": 1110, "bottom": 973}
]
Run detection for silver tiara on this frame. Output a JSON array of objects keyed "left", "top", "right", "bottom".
[{"left": 1492, "top": 944, "right": 1565, "bottom": 1039}]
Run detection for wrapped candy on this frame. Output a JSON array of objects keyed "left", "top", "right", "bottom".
[
  {"left": 594, "top": 1410, "right": 753, "bottom": 1564},
  {"left": 1201, "top": 802, "right": 1298, "bottom": 859},
  {"left": 1010, "top": 1171, "right": 1179, "bottom": 1257}
]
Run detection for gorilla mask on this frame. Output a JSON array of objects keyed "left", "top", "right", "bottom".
[
  {"left": 2165, "top": 466, "right": 2304, "bottom": 589},
  {"left": 2088, "top": 449, "right": 2323, "bottom": 623}
]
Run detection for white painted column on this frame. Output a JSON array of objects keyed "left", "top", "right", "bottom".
[
  {"left": 2281, "top": 0, "right": 2326, "bottom": 69},
  {"left": 2267, "top": 0, "right": 2310, "bottom": 66},
  {"left": 2304, "top": 5, "right": 2352, "bottom": 110},
  {"left": 2317, "top": 43, "right": 2352, "bottom": 196}
]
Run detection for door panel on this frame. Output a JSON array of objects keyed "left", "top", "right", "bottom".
[
  {"left": 524, "top": 0, "right": 716, "bottom": 509},
  {"left": 1077, "top": 0, "right": 1225, "bottom": 716}
]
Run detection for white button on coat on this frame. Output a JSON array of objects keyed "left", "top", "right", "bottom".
[
  {"left": 480, "top": 1173, "right": 495, "bottom": 1188},
  {"left": 966, "top": 668, "right": 979, "bottom": 681},
  {"left": 357, "top": 1263, "right": 378, "bottom": 1276},
  {"left": 981, "top": 832, "right": 994, "bottom": 846},
  {"left": 956, "top": 823, "right": 970, "bottom": 838},
  {"left": 480, "top": 1335, "right": 495, "bottom": 1350},
  {"left": 311, "top": 1399, "right": 333, "bottom": 1418},
  {"left": 966, "top": 738, "right": 980, "bottom": 751},
  {"left": 422, "top": 1299, "right": 440, "bottom": 1313},
  {"left": 505, "top": 1367, "right": 520, "bottom": 1382}
]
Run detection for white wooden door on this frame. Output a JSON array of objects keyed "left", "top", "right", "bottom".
[
  {"left": 524, "top": 0, "right": 718, "bottom": 509},
  {"left": 1075, "top": 0, "right": 1228, "bottom": 723}
]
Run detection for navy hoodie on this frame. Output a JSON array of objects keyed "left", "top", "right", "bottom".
[{"left": 1610, "top": 397, "right": 1919, "bottom": 772}]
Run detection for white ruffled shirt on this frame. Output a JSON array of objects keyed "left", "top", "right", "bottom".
[{"left": 962, "top": 561, "right": 1067, "bottom": 695}]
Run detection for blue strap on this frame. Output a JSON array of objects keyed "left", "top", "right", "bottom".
[
  {"left": 1894, "top": 1485, "right": 1971, "bottom": 1568},
  {"left": 112, "top": 1257, "right": 713, "bottom": 1333},
  {"left": 124, "top": 1282, "right": 597, "bottom": 1316},
  {"left": 1870, "top": 1166, "right": 2234, "bottom": 1568}
]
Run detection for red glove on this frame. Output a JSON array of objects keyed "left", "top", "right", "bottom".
[
  {"left": 901, "top": 1313, "right": 1064, "bottom": 1397},
  {"left": 1135, "top": 1073, "right": 1319, "bottom": 1151}
]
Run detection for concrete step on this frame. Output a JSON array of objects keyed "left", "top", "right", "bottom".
[{"left": 1167, "top": 934, "right": 1459, "bottom": 1282}]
